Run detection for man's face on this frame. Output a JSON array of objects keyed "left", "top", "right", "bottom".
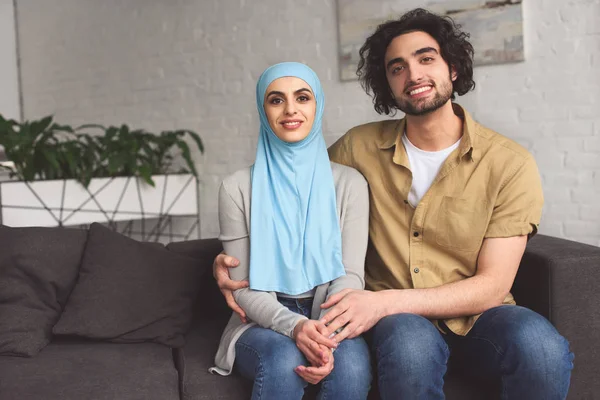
[{"left": 384, "top": 31, "right": 456, "bottom": 116}]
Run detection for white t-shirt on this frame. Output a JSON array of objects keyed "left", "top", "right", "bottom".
[{"left": 402, "top": 134, "right": 462, "bottom": 207}]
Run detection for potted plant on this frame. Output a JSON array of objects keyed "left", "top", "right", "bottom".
[{"left": 0, "top": 114, "right": 204, "bottom": 234}]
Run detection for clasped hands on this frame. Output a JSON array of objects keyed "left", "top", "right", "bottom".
[{"left": 292, "top": 289, "right": 383, "bottom": 383}]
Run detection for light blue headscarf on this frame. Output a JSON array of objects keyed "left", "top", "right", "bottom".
[{"left": 249, "top": 62, "right": 345, "bottom": 295}]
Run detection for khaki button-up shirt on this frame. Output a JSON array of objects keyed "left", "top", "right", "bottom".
[{"left": 328, "top": 104, "right": 544, "bottom": 335}]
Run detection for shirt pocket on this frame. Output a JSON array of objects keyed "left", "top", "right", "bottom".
[{"left": 435, "top": 196, "right": 488, "bottom": 252}]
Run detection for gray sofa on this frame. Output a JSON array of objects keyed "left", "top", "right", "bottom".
[{"left": 1, "top": 225, "right": 598, "bottom": 399}]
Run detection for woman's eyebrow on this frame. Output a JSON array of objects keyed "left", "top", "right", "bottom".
[
  {"left": 266, "top": 88, "right": 313, "bottom": 98},
  {"left": 265, "top": 90, "right": 284, "bottom": 98},
  {"left": 294, "top": 88, "right": 313, "bottom": 95}
]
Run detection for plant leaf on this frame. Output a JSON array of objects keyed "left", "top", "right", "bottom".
[
  {"left": 30, "top": 115, "right": 54, "bottom": 136},
  {"left": 175, "top": 140, "right": 198, "bottom": 177}
]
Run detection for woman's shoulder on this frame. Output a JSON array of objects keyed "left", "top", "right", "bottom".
[
  {"left": 220, "top": 167, "right": 252, "bottom": 200},
  {"left": 330, "top": 162, "right": 367, "bottom": 189},
  {"left": 222, "top": 167, "right": 251, "bottom": 187}
]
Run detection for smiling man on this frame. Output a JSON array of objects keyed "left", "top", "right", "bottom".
[
  {"left": 321, "top": 9, "right": 574, "bottom": 399},
  {"left": 213, "top": 8, "right": 574, "bottom": 399}
]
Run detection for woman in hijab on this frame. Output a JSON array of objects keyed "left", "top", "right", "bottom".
[{"left": 210, "top": 62, "right": 371, "bottom": 399}]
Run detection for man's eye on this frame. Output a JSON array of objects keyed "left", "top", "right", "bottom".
[
  {"left": 422, "top": 57, "right": 434, "bottom": 62},
  {"left": 392, "top": 66, "right": 404, "bottom": 74}
]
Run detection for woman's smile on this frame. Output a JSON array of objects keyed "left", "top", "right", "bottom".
[{"left": 280, "top": 119, "right": 304, "bottom": 130}]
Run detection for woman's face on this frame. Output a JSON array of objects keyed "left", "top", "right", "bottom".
[{"left": 263, "top": 77, "right": 316, "bottom": 143}]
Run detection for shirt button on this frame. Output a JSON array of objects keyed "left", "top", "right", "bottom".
[
  {"left": 414, "top": 268, "right": 420, "bottom": 273},
  {"left": 413, "top": 232, "right": 419, "bottom": 237}
]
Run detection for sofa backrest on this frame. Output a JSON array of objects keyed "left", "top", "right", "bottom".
[{"left": 166, "top": 238, "right": 230, "bottom": 321}]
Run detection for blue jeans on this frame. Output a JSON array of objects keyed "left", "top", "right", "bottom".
[
  {"left": 235, "top": 296, "right": 372, "bottom": 400},
  {"left": 371, "top": 306, "right": 574, "bottom": 400}
]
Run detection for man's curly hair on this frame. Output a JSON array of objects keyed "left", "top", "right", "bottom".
[{"left": 357, "top": 8, "right": 476, "bottom": 115}]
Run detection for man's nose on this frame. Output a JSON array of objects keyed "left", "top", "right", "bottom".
[{"left": 407, "top": 63, "right": 425, "bottom": 83}]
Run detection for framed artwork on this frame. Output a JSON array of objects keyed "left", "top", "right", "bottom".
[{"left": 337, "top": 0, "right": 524, "bottom": 81}]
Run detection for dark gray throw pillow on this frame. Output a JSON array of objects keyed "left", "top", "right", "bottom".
[
  {"left": 0, "top": 225, "right": 88, "bottom": 357},
  {"left": 53, "top": 223, "right": 203, "bottom": 347}
]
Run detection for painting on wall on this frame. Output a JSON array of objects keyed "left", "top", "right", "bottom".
[{"left": 337, "top": 0, "right": 524, "bottom": 81}]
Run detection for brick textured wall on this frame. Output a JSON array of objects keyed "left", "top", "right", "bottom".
[{"left": 15, "top": 0, "right": 600, "bottom": 245}]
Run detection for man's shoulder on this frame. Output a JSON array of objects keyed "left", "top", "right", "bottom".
[
  {"left": 343, "top": 119, "right": 400, "bottom": 143},
  {"left": 329, "top": 119, "right": 400, "bottom": 167},
  {"left": 473, "top": 121, "right": 532, "bottom": 163}
]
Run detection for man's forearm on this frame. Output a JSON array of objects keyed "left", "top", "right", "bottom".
[
  {"left": 377, "top": 236, "right": 526, "bottom": 320},
  {"left": 377, "top": 274, "right": 508, "bottom": 320}
]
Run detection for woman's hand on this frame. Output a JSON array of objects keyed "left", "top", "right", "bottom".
[
  {"left": 295, "top": 347, "right": 334, "bottom": 384},
  {"left": 293, "top": 319, "right": 338, "bottom": 366}
]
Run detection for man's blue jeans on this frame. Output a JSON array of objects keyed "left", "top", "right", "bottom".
[
  {"left": 234, "top": 297, "right": 372, "bottom": 400},
  {"left": 371, "top": 305, "right": 574, "bottom": 399}
]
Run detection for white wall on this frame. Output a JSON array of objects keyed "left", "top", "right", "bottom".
[
  {"left": 0, "top": 0, "right": 20, "bottom": 121},
  {"left": 15, "top": 0, "right": 600, "bottom": 245}
]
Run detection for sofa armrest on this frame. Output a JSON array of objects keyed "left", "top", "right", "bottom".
[
  {"left": 513, "top": 234, "right": 600, "bottom": 322},
  {"left": 512, "top": 234, "right": 600, "bottom": 398}
]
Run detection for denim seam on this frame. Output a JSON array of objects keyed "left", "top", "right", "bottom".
[
  {"left": 442, "top": 339, "right": 450, "bottom": 359},
  {"left": 320, "top": 380, "right": 328, "bottom": 400},
  {"left": 468, "top": 335, "right": 505, "bottom": 357},
  {"left": 236, "top": 341, "right": 266, "bottom": 400},
  {"left": 374, "top": 335, "right": 389, "bottom": 384}
]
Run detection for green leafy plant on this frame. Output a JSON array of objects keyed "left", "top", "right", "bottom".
[{"left": 0, "top": 114, "right": 204, "bottom": 187}]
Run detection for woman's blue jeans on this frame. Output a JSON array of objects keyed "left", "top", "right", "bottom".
[
  {"left": 370, "top": 305, "right": 574, "bottom": 399},
  {"left": 234, "top": 296, "right": 372, "bottom": 400}
]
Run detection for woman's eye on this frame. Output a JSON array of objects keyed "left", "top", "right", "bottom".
[
  {"left": 298, "top": 95, "right": 310, "bottom": 102},
  {"left": 270, "top": 98, "right": 283, "bottom": 105}
]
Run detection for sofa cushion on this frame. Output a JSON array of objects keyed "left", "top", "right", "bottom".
[
  {"left": 0, "top": 225, "right": 87, "bottom": 357},
  {"left": 177, "top": 318, "right": 251, "bottom": 400},
  {"left": 0, "top": 337, "right": 179, "bottom": 400},
  {"left": 53, "top": 223, "right": 203, "bottom": 347}
]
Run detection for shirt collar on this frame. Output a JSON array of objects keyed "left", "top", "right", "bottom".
[{"left": 377, "top": 103, "right": 478, "bottom": 163}]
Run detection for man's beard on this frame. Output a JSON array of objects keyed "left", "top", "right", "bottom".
[{"left": 395, "top": 77, "right": 453, "bottom": 116}]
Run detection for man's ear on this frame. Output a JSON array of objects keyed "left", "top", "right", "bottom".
[{"left": 450, "top": 65, "right": 458, "bottom": 82}]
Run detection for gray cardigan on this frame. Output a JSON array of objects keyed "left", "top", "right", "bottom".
[{"left": 210, "top": 162, "right": 370, "bottom": 376}]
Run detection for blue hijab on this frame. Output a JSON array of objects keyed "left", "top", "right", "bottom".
[{"left": 249, "top": 62, "right": 345, "bottom": 295}]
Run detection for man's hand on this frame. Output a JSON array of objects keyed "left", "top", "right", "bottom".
[
  {"left": 213, "top": 253, "right": 249, "bottom": 322},
  {"left": 295, "top": 347, "right": 334, "bottom": 384},
  {"left": 320, "top": 289, "right": 385, "bottom": 342},
  {"left": 293, "top": 319, "right": 338, "bottom": 366}
]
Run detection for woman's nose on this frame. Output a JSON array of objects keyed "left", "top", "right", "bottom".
[{"left": 285, "top": 101, "right": 297, "bottom": 115}]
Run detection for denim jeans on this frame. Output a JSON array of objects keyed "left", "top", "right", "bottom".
[
  {"left": 235, "top": 296, "right": 372, "bottom": 400},
  {"left": 370, "top": 305, "right": 574, "bottom": 400}
]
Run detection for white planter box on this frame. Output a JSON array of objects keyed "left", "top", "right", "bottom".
[{"left": 0, "top": 174, "right": 198, "bottom": 228}]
